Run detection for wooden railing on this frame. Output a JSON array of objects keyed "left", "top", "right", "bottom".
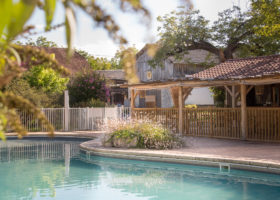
[
  {"left": 132, "top": 107, "right": 280, "bottom": 142},
  {"left": 184, "top": 108, "right": 241, "bottom": 139},
  {"left": 247, "top": 107, "right": 280, "bottom": 141},
  {"left": 16, "top": 106, "right": 280, "bottom": 142},
  {"left": 132, "top": 108, "right": 179, "bottom": 133}
]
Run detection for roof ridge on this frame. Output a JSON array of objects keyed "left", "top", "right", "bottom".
[{"left": 226, "top": 54, "right": 280, "bottom": 62}]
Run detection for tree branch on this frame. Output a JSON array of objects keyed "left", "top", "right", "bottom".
[{"left": 167, "top": 40, "right": 220, "bottom": 57}]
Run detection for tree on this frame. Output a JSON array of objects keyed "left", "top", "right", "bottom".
[
  {"left": 77, "top": 50, "right": 117, "bottom": 70},
  {"left": 78, "top": 46, "right": 138, "bottom": 72},
  {"left": 151, "top": 5, "right": 280, "bottom": 66},
  {"left": 0, "top": 0, "right": 152, "bottom": 139},
  {"left": 250, "top": 0, "right": 280, "bottom": 38},
  {"left": 26, "top": 36, "right": 58, "bottom": 47}
]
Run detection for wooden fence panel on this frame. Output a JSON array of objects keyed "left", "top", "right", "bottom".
[
  {"left": 132, "top": 108, "right": 179, "bottom": 133},
  {"left": 247, "top": 107, "right": 280, "bottom": 141},
  {"left": 184, "top": 108, "right": 241, "bottom": 139},
  {"left": 15, "top": 106, "right": 280, "bottom": 142}
]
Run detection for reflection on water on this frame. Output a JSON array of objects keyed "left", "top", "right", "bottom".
[
  {"left": 0, "top": 140, "right": 80, "bottom": 162},
  {"left": 0, "top": 140, "right": 280, "bottom": 200},
  {"left": 81, "top": 154, "right": 280, "bottom": 200}
]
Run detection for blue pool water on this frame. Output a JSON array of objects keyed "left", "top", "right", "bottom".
[{"left": 0, "top": 138, "right": 280, "bottom": 200}]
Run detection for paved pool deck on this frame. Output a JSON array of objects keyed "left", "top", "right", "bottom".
[{"left": 6, "top": 132, "right": 280, "bottom": 173}]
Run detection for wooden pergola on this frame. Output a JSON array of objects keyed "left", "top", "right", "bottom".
[
  {"left": 126, "top": 74, "right": 280, "bottom": 139},
  {"left": 125, "top": 55, "right": 280, "bottom": 141}
]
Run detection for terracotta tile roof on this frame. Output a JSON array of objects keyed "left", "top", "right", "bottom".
[
  {"left": 192, "top": 55, "right": 280, "bottom": 80},
  {"left": 95, "top": 70, "right": 126, "bottom": 80},
  {"left": 43, "top": 47, "right": 90, "bottom": 74}
]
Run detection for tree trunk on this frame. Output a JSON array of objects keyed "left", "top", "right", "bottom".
[
  {"left": 218, "top": 49, "right": 226, "bottom": 62},
  {"left": 218, "top": 49, "right": 234, "bottom": 63}
]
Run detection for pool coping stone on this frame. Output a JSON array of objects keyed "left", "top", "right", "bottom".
[
  {"left": 80, "top": 142, "right": 280, "bottom": 174},
  {"left": 6, "top": 132, "right": 280, "bottom": 174}
]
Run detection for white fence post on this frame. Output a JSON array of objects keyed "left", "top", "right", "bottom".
[
  {"left": 18, "top": 106, "right": 132, "bottom": 132},
  {"left": 64, "top": 90, "right": 70, "bottom": 131},
  {"left": 86, "top": 107, "right": 89, "bottom": 130}
]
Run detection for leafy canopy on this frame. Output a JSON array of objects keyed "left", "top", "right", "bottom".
[
  {"left": 151, "top": 2, "right": 280, "bottom": 66},
  {"left": 77, "top": 46, "right": 138, "bottom": 71},
  {"left": 26, "top": 36, "right": 58, "bottom": 48},
  {"left": 250, "top": 0, "right": 280, "bottom": 37}
]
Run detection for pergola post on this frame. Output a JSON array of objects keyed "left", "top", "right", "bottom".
[
  {"left": 241, "top": 84, "right": 247, "bottom": 140},
  {"left": 130, "top": 88, "right": 135, "bottom": 109},
  {"left": 178, "top": 86, "right": 183, "bottom": 135},
  {"left": 130, "top": 89, "right": 135, "bottom": 119},
  {"left": 232, "top": 86, "right": 236, "bottom": 108}
]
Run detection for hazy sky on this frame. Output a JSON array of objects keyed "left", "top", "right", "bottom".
[{"left": 25, "top": 0, "right": 249, "bottom": 58}]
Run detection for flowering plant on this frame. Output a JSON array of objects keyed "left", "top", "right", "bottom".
[{"left": 68, "top": 69, "right": 110, "bottom": 106}]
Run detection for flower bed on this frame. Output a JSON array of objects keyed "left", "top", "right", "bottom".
[{"left": 104, "top": 120, "right": 182, "bottom": 149}]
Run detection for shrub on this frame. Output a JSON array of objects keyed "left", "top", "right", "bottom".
[
  {"left": 106, "top": 120, "right": 182, "bottom": 149},
  {"left": 25, "top": 65, "right": 69, "bottom": 94},
  {"left": 68, "top": 69, "right": 109, "bottom": 106},
  {"left": 185, "top": 104, "right": 197, "bottom": 109},
  {"left": 73, "top": 98, "right": 106, "bottom": 107},
  {"left": 210, "top": 87, "right": 225, "bottom": 107}
]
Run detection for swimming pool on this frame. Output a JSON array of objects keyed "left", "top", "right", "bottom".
[{"left": 0, "top": 138, "right": 280, "bottom": 200}]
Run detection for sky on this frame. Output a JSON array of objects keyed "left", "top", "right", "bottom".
[{"left": 24, "top": 0, "right": 250, "bottom": 58}]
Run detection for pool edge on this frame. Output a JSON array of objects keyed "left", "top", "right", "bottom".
[{"left": 79, "top": 143, "right": 280, "bottom": 174}]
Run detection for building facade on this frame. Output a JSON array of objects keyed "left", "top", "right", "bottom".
[
  {"left": 135, "top": 46, "right": 219, "bottom": 108},
  {"left": 96, "top": 70, "right": 129, "bottom": 106}
]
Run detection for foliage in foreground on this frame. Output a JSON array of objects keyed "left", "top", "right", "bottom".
[
  {"left": 0, "top": 0, "right": 155, "bottom": 139},
  {"left": 6, "top": 78, "right": 53, "bottom": 108},
  {"left": 105, "top": 120, "right": 182, "bottom": 149}
]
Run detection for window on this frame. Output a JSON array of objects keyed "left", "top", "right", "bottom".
[
  {"left": 146, "top": 70, "right": 152, "bottom": 80},
  {"left": 173, "top": 64, "right": 205, "bottom": 77}
]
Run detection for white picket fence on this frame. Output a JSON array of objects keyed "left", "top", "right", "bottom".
[{"left": 17, "top": 107, "right": 131, "bottom": 132}]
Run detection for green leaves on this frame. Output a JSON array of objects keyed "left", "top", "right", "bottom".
[
  {"left": 44, "top": 0, "right": 57, "bottom": 31},
  {"left": 65, "top": 6, "right": 76, "bottom": 57},
  {"left": 0, "top": 0, "right": 12, "bottom": 40},
  {"left": 0, "top": 109, "right": 7, "bottom": 141},
  {"left": 67, "top": 69, "right": 108, "bottom": 106},
  {"left": 7, "top": 0, "right": 36, "bottom": 40},
  {"left": 250, "top": 0, "right": 280, "bottom": 37},
  {"left": 25, "top": 65, "right": 69, "bottom": 94}
]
